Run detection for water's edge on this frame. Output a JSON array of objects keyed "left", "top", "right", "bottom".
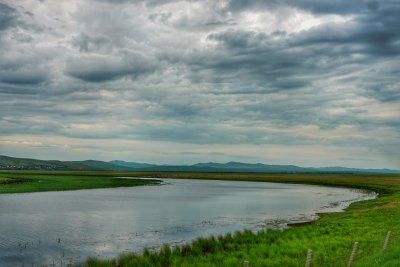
[{"left": 121, "top": 177, "right": 377, "bottom": 232}]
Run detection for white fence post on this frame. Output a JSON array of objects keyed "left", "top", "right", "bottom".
[
  {"left": 347, "top": 242, "right": 358, "bottom": 267},
  {"left": 305, "top": 249, "right": 312, "bottom": 267},
  {"left": 383, "top": 231, "right": 391, "bottom": 250},
  {"left": 243, "top": 260, "right": 249, "bottom": 267}
]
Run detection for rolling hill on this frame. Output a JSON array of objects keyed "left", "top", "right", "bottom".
[{"left": 1, "top": 155, "right": 399, "bottom": 174}]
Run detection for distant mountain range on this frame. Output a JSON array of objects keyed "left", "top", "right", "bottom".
[{"left": 0, "top": 155, "right": 399, "bottom": 174}]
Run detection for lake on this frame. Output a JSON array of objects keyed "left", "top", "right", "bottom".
[{"left": 0, "top": 178, "right": 375, "bottom": 267}]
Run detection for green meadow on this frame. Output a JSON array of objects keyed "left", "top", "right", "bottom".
[
  {"left": 0, "top": 171, "right": 160, "bottom": 194},
  {"left": 0, "top": 176, "right": 14, "bottom": 184},
  {"left": 1, "top": 171, "right": 399, "bottom": 266}
]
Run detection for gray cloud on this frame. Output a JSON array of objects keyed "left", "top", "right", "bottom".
[
  {"left": 65, "top": 53, "right": 158, "bottom": 82},
  {"left": 72, "top": 33, "right": 113, "bottom": 53},
  {"left": 0, "top": 68, "right": 48, "bottom": 85},
  {"left": 226, "top": 0, "right": 380, "bottom": 15},
  {"left": 0, "top": 3, "right": 17, "bottom": 31},
  {"left": 0, "top": 0, "right": 399, "bottom": 168}
]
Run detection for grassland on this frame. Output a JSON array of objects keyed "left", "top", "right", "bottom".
[
  {"left": 0, "top": 171, "right": 160, "bottom": 193},
  {"left": 1, "top": 171, "right": 399, "bottom": 266},
  {"left": 0, "top": 176, "right": 14, "bottom": 184}
]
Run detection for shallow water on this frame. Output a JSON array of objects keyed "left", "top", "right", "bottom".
[{"left": 0, "top": 178, "right": 375, "bottom": 266}]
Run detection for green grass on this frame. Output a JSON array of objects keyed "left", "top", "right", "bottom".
[
  {"left": 0, "top": 172, "right": 160, "bottom": 193},
  {"left": 0, "top": 176, "right": 14, "bottom": 184},
  {"left": 1, "top": 171, "right": 400, "bottom": 266}
]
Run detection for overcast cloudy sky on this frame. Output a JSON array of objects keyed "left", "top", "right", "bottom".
[{"left": 0, "top": 0, "right": 399, "bottom": 168}]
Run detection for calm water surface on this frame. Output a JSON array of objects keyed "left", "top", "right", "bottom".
[{"left": 0, "top": 178, "right": 375, "bottom": 266}]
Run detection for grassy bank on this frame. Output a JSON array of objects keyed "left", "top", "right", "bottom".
[
  {"left": 0, "top": 172, "right": 160, "bottom": 193},
  {"left": 1, "top": 171, "right": 399, "bottom": 266}
]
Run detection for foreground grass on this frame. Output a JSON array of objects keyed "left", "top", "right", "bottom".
[
  {"left": 1, "top": 171, "right": 399, "bottom": 266},
  {"left": 0, "top": 172, "right": 160, "bottom": 193}
]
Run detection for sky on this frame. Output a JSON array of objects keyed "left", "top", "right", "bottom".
[{"left": 0, "top": 0, "right": 399, "bottom": 169}]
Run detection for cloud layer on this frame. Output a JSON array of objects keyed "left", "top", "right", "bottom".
[{"left": 0, "top": 0, "right": 399, "bottom": 168}]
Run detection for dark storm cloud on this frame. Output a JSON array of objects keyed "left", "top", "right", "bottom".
[
  {"left": 291, "top": 11, "right": 400, "bottom": 56},
  {"left": 365, "top": 84, "right": 400, "bottom": 103},
  {"left": 176, "top": 30, "right": 316, "bottom": 95},
  {"left": 66, "top": 60, "right": 130, "bottom": 82},
  {"left": 0, "top": 48, "right": 52, "bottom": 86},
  {"left": 65, "top": 54, "right": 157, "bottom": 82},
  {"left": 226, "top": 0, "right": 378, "bottom": 15},
  {"left": 0, "top": 3, "right": 18, "bottom": 31},
  {"left": 0, "top": 69, "right": 48, "bottom": 85}
]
